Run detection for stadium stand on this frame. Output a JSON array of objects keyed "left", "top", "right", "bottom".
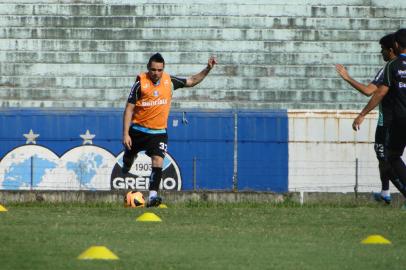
[{"left": 1, "top": 0, "right": 405, "bottom": 109}]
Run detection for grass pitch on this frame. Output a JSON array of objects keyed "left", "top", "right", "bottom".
[{"left": 1, "top": 202, "right": 406, "bottom": 270}]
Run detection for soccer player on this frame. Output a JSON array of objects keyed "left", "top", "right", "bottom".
[
  {"left": 122, "top": 53, "right": 217, "bottom": 207},
  {"left": 336, "top": 33, "right": 397, "bottom": 203},
  {"left": 353, "top": 28, "right": 406, "bottom": 206}
]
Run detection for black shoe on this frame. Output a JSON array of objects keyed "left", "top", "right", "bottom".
[{"left": 146, "top": 196, "right": 162, "bottom": 207}]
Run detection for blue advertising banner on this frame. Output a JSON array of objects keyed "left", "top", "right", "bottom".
[{"left": 0, "top": 109, "right": 288, "bottom": 192}]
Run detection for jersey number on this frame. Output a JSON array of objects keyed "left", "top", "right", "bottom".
[{"left": 159, "top": 142, "right": 168, "bottom": 152}]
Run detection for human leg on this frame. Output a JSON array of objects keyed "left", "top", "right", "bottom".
[
  {"left": 146, "top": 156, "right": 164, "bottom": 207},
  {"left": 387, "top": 119, "right": 406, "bottom": 198},
  {"left": 149, "top": 156, "right": 164, "bottom": 192},
  {"left": 122, "top": 149, "right": 137, "bottom": 173},
  {"left": 145, "top": 133, "right": 168, "bottom": 207},
  {"left": 374, "top": 160, "right": 393, "bottom": 203},
  {"left": 122, "top": 127, "right": 141, "bottom": 174},
  {"left": 374, "top": 126, "right": 391, "bottom": 196}
]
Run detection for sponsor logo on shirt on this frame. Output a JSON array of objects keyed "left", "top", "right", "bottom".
[
  {"left": 399, "top": 82, "right": 406, "bottom": 88},
  {"left": 398, "top": 70, "right": 406, "bottom": 76},
  {"left": 141, "top": 99, "right": 168, "bottom": 107}
]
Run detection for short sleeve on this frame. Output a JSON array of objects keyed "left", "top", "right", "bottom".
[
  {"left": 128, "top": 76, "right": 141, "bottom": 104},
  {"left": 171, "top": 76, "right": 187, "bottom": 90},
  {"left": 371, "top": 68, "right": 384, "bottom": 86},
  {"left": 383, "top": 61, "right": 394, "bottom": 87}
]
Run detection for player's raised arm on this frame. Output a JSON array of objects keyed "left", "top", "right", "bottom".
[
  {"left": 335, "top": 64, "right": 378, "bottom": 96},
  {"left": 185, "top": 56, "right": 217, "bottom": 87}
]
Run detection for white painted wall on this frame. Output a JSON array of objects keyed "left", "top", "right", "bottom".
[{"left": 288, "top": 110, "right": 404, "bottom": 193}]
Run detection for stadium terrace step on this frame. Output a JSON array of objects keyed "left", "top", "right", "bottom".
[
  {"left": 0, "top": 75, "right": 377, "bottom": 91},
  {"left": 0, "top": 98, "right": 367, "bottom": 110},
  {"left": 0, "top": 28, "right": 391, "bottom": 41},
  {"left": 1, "top": 16, "right": 404, "bottom": 30},
  {"left": 0, "top": 3, "right": 404, "bottom": 18},
  {"left": 0, "top": 87, "right": 367, "bottom": 106},
  {"left": 0, "top": 51, "right": 384, "bottom": 65},
  {"left": 0, "top": 39, "right": 382, "bottom": 53},
  {"left": 0, "top": 76, "right": 378, "bottom": 92},
  {"left": 0, "top": 63, "right": 385, "bottom": 78}
]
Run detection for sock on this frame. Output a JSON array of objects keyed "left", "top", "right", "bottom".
[
  {"left": 123, "top": 151, "right": 136, "bottom": 171},
  {"left": 149, "top": 167, "right": 162, "bottom": 195},
  {"left": 149, "top": 190, "right": 157, "bottom": 200},
  {"left": 381, "top": 190, "right": 390, "bottom": 197},
  {"left": 378, "top": 160, "right": 391, "bottom": 191}
]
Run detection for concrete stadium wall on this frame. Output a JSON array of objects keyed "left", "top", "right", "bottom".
[
  {"left": 288, "top": 110, "right": 398, "bottom": 193},
  {"left": 1, "top": 0, "right": 406, "bottom": 109},
  {"left": 2, "top": 190, "right": 405, "bottom": 206}
]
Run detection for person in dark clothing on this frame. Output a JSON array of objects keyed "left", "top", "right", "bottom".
[
  {"left": 336, "top": 33, "right": 397, "bottom": 203},
  {"left": 353, "top": 29, "right": 406, "bottom": 208}
]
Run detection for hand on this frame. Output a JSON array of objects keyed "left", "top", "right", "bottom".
[
  {"left": 207, "top": 56, "right": 217, "bottom": 70},
  {"left": 352, "top": 114, "right": 365, "bottom": 131},
  {"left": 335, "top": 64, "right": 350, "bottom": 81},
  {"left": 123, "top": 134, "right": 132, "bottom": 150}
]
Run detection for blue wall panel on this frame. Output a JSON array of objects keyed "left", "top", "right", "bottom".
[
  {"left": 237, "top": 110, "right": 289, "bottom": 192},
  {"left": 0, "top": 108, "right": 122, "bottom": 157},
  {"left": 168, "top": 111, "right": 234, "bottom": 190}
]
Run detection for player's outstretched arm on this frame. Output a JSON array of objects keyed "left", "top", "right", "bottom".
[
  {"left": 352, "top": 84, "right": 389, "bottom": 131},
  {"left": 185, "top": 56, "right": 217, "bottom": 87},
  {"left": 122, "top": 102, "right": 135, "bottom": 149},
  {"left": 335, "top": 64, "right": 377, "bottom": 96}
]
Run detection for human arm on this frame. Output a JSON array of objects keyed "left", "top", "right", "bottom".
[
  {"left": 123, "top": 102, "right": 135, "bottom": 149},
  {"left": 122, "top": 79, "right": 139, "bottom": 149},
  {"left": 185, "top": 56, "right": 217, "bottom": 87},
  {"left": 335, "top": 64, "right": 378, "bottom": 96},
  {"left": 352, "top": 85, "right": 389, "bottom": 131}
]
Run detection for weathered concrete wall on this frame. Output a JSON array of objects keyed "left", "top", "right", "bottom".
[
  {"left": 0, "top": 0, "right": 406, "bottom": 109},
  {"left": 0, "top": 190, "right": 404, "bottom": 207},
  {"left": 288, "top": 110, "right": 406, "bottom": 193},
  {"left": 0, "top": 190, "right": 286, "bottom": 204}
]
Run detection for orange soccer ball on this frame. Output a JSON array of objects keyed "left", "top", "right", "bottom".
[{"left": 124, "top": 191, "right": 146, "bottom": 208}]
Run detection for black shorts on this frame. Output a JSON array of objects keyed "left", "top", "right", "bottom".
[
  {"left": 374, "top": 125, "right": 390, "bottom": 161},
  {"left": 388, "top": 118, "right": 406, "bottom": 157},
  {"left": 127, "top": 127, "right": 168, "bottom": 158}
]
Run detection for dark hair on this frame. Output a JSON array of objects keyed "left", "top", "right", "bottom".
[
  {"left": 147, "top": 53, "right": 165, "bottom": 68},
  {"left": 379, "top": 33, "right": 396, "bottom": 50},
  {"left": 394, "top": 28, "right": 406, "bottom": 50}
]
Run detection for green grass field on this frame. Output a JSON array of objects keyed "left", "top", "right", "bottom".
[{"left": 1, "top": 202, "right": 406, "bottom": 270}]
